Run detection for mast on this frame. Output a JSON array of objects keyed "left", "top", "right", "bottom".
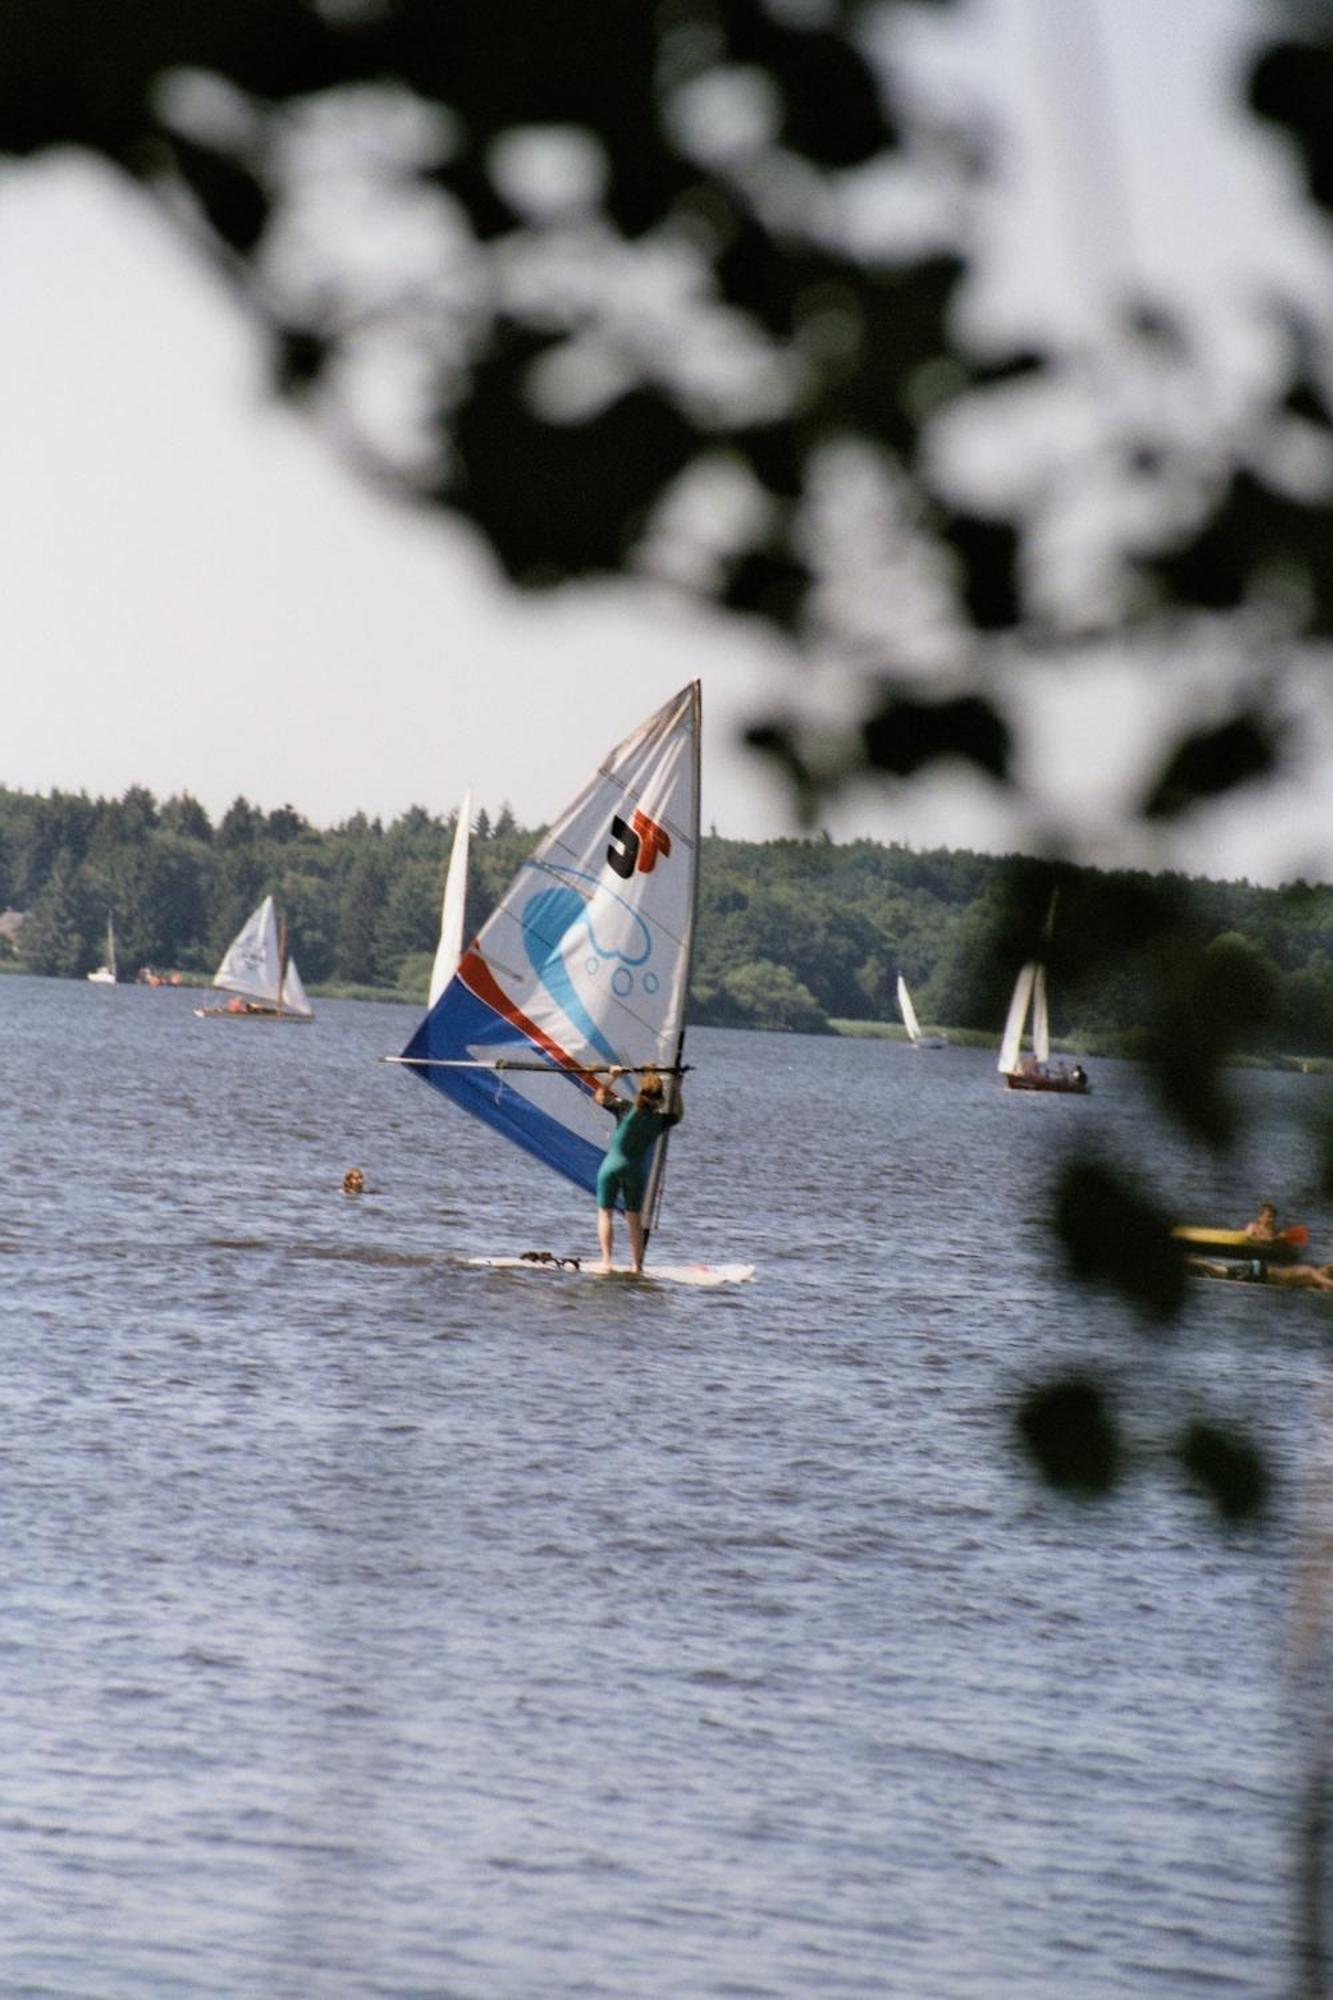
[
  {"left": 644, "top": 678, "right": 701, "bottom": 1238},
  {"left": 277, "top": 911, "right": 289, "bottom": 1017}
]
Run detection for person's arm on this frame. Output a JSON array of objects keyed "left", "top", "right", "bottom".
[{"left": 591, "top": 1064, "right": 629, "bottom": 1110}]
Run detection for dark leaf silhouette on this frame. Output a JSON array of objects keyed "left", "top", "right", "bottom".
[
  {"left": 1146, "top": 933, "right": 1278, "bottom": 1150},
  {"left": 448, "top": 327, "right": 700, "bottom": 584},
  {"left": 1054, "top": 1154, "right": 1186, "bottom": 1321},
  {"left": 1176, "top": 1419, "right": 1269, "bottom": 1523},
  {"left": 935, "top": 510, "right": 1022, "bottom": 630},
  {"left": 273, "top": 326, "right": 330, "bottom": 399},
  {"left": 1016, "top": 1375, "right": 1121, "bottom": 1498},
  {"left": 1141, "top": 715, "right": 1281, "bottom": 820},
  {"left": 720, "top": 548, "right": 811, "bottom": 629},
  {"left": 861, "top": 691, "right": 1011, "bottom": 784},
  {"left": 723, "top": 6, "right": 899, "bottom": 167},
  {"left": 1144, "top": 470, "right": 1333, "bottom": 631},
  {"left": 1248, "top": 37, "right": 1333, "bottom": 214}
]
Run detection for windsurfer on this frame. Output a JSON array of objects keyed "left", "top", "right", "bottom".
[{"left": 592, "top": 1066, "right": 683, "bottom": 1276}]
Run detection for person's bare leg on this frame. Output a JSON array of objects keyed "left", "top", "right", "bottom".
[
  {"left": 627, "top": 1210, "right": 646, "bottom": 1275},
  {"left": 597, "top": 1207, "right": 615, "bottom": 1273}
]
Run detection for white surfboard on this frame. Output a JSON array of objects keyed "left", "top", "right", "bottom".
[{"left": 457, "top": 1255, "right": 755, "bottom": 1288}]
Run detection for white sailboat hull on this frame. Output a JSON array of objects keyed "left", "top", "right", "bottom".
[{"left": 192, "top": 1005, "right": 314, "bottom": 1021}]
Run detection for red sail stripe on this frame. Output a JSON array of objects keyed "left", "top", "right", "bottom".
[{"left": 457, "top": 948, "right": 600, "bottom": 1094}]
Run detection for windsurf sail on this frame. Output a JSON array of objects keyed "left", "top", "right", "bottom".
[
  {"left": 398, "top": 682, "right": 701, "bottom": 1230},
  {"left": 428, "top": 792, "right": 472, "bottom": 1009}
]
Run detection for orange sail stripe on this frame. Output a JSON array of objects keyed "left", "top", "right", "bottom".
[{"left": 458, "top": 948, "right": 600, "bottom": 1094}]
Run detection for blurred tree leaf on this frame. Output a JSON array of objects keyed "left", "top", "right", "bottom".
[
  {"left": 934, "top": 509, "right": 1023, "bottom": 630},
  {"left": 1054, "top": 1154, "right": 1186, "bottom": 1321},
  {"left": 1248, "top": 35, "right": 1333, "bottom": 215},
  {"left": 719, "top": 545, "right": 812, "bottom": 628},
  {"left": 447, "top": 325, "right": 701, "bottom": 583},
  {"left": 1016, "top": 1374, "right": 1121, "bottom": 1499},
  {"left": 1176, "top": 1419, "right": 1269, "bottom": 1523},
  {"left": 861, "top": 690, "right": 1011, "bottom": 783},
  {"left": 1143, "top": 470, "right": 1333, "bottom": 631},
  {"left": 1146, "top": 932, "right": 1279, "bottom": 1150},
  {"left": 1141, "top": 714, "right": 1282, "bottom": 821}
]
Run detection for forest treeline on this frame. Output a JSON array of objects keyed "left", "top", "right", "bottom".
[{"left": 4, "top": 782, "right": 1333, "bottom": 1052}]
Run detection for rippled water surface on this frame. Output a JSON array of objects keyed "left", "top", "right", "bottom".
[{"left": 4, "top": 972, "right": 1331, "bottom": 1996}]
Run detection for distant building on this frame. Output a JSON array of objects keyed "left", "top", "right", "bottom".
[{"left": 0, "top": 909, "right": 25, "bottom": 946}]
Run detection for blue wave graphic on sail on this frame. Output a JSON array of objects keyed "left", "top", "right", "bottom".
[{"left": 519, "top": 866, "right": 653, "bottom": 1061}]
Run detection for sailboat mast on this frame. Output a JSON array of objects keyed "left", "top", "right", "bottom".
[
  {"left": 277, "top": 911, "right": 288, "bottom": 1017},
  {"left": 645, "top": 678, "right": 701, "bottom": 1238}
]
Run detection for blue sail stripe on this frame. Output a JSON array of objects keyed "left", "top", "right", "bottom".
[{"left": 401, "top": 974, "right": 611, "bottom": 1201}]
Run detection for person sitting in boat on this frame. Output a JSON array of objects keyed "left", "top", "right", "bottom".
[
  {"left": 591, "top": 1065, "right": 683, "bottom": 1277},
  {"left": 1186, "top": 1255, "right": 1333, "bottom": 1291},
  {"left": 1243, "top": 1201, "right": 1280, "bottom": 1243}
]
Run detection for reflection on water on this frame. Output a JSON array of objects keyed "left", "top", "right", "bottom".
[{"left": 2, "top": 972, "right": 1329, "bottom": 1996}]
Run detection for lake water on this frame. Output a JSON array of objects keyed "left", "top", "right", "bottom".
[{"left": 3, "top": 970, "right": 1331, "bottom": 1997}]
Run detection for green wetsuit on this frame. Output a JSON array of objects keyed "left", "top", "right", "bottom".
[{"left": 596, "top": 1098, "right": 680, "bottom": 1211}]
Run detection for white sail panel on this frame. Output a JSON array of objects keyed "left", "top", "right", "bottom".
[
  {"left": 1031, "top": 963, "right": 1051, "bottom": 1065},
  {"left": 280, "top": 957, "right": 314, "bottom": 1018},
  {"left": 464, "top": 684, "right": 696, "bottom": 1072},
  {"left": 897, "top": 974, "right": 921, "bottom": 1044},
  {"left": 213, "top": 896, "right": 282, "bottom": 1005},
  {"left": 998, "top": 961, "right": 1036, "bottom": 1073},
  {"left": 429, "top": 792, "right": 472, "bottom": 1009}
]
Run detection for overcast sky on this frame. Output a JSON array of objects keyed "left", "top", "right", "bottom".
[{"left": 2, "top": 0, "right": 1331, "bottom": 883}]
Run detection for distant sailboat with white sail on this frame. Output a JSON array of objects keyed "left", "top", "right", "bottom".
[
  {"left": 896, "top": 973, "right": 946, "bottom": 1049},
  {"left": 997, "top": 960, "right": 1088, "bottom": 1093},
  {"left": 87, "top": 914, "right": 118, "bottom": 986},
  {"left": 194, "top": 895, "right": 314, "bottom": 1020},
  {"left": 392, "top": 682, "right": 751, "bottom": 1283}
]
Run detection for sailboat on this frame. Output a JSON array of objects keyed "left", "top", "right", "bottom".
[
  {"left": 87, "top": 914, "right": 118, "bottom": 986},
  {"left": 393, "top": 682, "right": 751, "bottom": 1284},
  {"left": 896, "top": 973, "right": 946, "bottom": 1049},
  {"left": 194, "top": 895, "right": 314, "bottom": 1021},
  {"left": 997, "top": 960, "right": 1088, "bottom": 1093},
  {"left": 428, "top": 792, "right": 471, "bottom": 1010}
]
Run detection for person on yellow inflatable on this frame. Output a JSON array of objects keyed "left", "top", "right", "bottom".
[{"left": 1243, "top": 1200, "right": 1280, "bottom": 1243}]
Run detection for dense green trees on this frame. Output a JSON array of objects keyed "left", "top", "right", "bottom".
[{"left": 6, "top": 780, "right": 1333, "bottom": 1053}]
